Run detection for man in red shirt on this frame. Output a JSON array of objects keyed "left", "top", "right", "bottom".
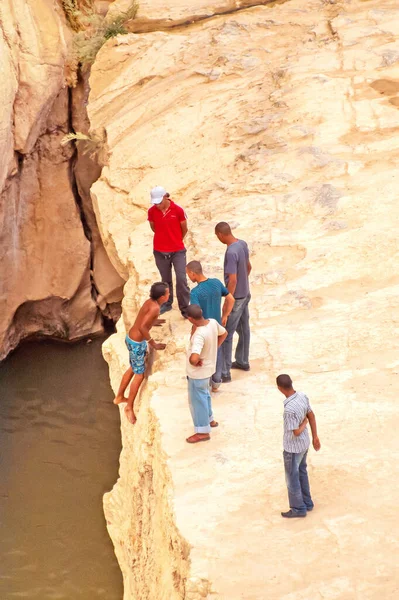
[{"left": 148, "top": 186, "right": 190, "bottom": 316}]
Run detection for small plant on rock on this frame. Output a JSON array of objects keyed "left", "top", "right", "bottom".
[
  {"left": 61, "top": 0, "right": 92, "bottom": 31},
  {"left": 103, "top": 3, "right": 138, "bottom": 38},
  {"left": 61, "top": 130, "right": 108, "bottom": 165},
  {"left": 71, "top": 1, "right": 138, "bottom": 66}
]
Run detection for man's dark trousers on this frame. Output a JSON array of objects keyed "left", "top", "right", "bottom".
[{"left": 154, "top": 250, "right": 190, "bottom": 315}]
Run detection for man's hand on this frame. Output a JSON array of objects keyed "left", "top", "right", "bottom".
[
  {"left": 153, "top": 342, "right": 166, "bottom": 350},
  {"left": 196, "top": 359, "right": 203, "bottom": 367},
  {"left": 312, "top": 436, "right": 321, "bottom": 451},
  {"left": 153, "top": 319, "right": 166, "bottom": 327},
  {"left": 221, "top": 316, "right": 228, "bottom": 327}
]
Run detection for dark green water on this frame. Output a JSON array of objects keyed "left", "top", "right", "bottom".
[{"left": 0, "top": 338, "right": 123, "bottom": 599}]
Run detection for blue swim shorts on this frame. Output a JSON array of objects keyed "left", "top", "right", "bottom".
[{"left": 125, "top": 336, "right": 147, "bottom": 375}]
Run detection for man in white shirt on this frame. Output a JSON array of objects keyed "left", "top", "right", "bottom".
[{"left": 186, "top": 304, "right": 227, "bottom": 443}]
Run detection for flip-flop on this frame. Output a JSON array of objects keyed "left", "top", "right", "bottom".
[{"left": 186, "top": 434, "right": 210, "bottom": 444}]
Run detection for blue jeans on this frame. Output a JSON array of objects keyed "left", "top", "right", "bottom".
[
  {"left": 187, "top": 377, "right": 214, "bottom": 433},
  {"left": 283, "top": 450, "right": 314, "bottom": 515},
  {"left": 211, "top": 346, "right": 223, "bottom": 388},
  {"left": 222, "top": 294, "right": 251, "bottom": 378}
]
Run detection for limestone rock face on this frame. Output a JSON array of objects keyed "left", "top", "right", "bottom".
[
  {"left": 90, "top": 0, "right": 399, "bottom": 597},
  {"left": 111, "top": 0, "right": 278, "bottom": 32},
  {"left": 0, "top": 0, "right": 123, "bottom": 359}
]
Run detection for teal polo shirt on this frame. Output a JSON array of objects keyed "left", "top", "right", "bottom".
[{"left": 190, "top": 278, "right": 229, "bottom": 324}]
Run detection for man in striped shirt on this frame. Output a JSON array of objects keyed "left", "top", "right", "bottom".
[{"left": 277, "top": 374, "right": 321, "bottom": 518}]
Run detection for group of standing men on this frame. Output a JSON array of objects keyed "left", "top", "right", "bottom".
[
  {"left": 114, "top": 185, "right": 251, "bottom": 434},
  {"left": 114, "top": 186, "right": 320, "bottom": 518}
]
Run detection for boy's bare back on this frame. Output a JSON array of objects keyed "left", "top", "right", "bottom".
[{"left": 128, "top": 298, "right": 160, "bottom": 342}]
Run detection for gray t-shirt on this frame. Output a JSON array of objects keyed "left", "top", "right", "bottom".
[{"left": 224, "top": 239, "right": 250, "bottom": 299}]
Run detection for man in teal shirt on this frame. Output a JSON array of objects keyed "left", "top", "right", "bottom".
[{"left": 186, "top": 260, "right": 235, "bottom": 389}]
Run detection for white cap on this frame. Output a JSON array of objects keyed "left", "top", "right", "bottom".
[{"left": 150, "top": 186, "right": 167, "bottom": 205}]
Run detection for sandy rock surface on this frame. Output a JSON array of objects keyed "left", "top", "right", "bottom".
[
  {"left": 111, "top": 0, "right": 280, "bottom": 32},
  {"left": 90, "top": 0, "right": 399, "bottom": 597}
]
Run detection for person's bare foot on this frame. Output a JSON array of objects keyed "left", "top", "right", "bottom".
[
  {"left": 113, "top": 395, "right": 127, "bottom": 405},
  {"left": 211, "top": 386, "right": 220, "bottom": 393},
  {"left": 186, "top": 433, "right": 210, "bottom": 443},
  {"left": 124, "top": 406, "right": 137, "bottom": 424},
  {"left": 210, "top": 420, "right": 219, "bottom": 428}
]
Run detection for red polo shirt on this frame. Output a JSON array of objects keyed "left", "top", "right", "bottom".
[{"left": 148, "top": 201, "right": 187, "bottom": 252}]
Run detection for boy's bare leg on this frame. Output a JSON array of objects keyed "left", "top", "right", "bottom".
[
  {"left": 114, "top": 367, "right": 134, "bottom": 404},
  {"left": 125, "top": 373, "right": 145, "bottom": 424}
]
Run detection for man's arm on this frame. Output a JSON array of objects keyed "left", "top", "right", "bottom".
[
  {"left": 225, "top": 249, "right": 238, "bottom": 295},
  {"left": 216, "top": 322, "right": 227, "bottom": 347},
  {"left": 139, "top": 307, "right": 166, "bottom": 350},
  {"left": 221, "top": 293, "right": 235, "bottom": 326},
  {"left": 149, "top": 221, "right": 155, "bottom": 233},
  {"left": 189, "top": 352, "right": 202, "bottom": 365},
  {"left": 293, "top": 416, "right": 308, "bottom": 437},
  {"left": 227, "top": 273, "right": 237, "bottom": 296},
  {"left": 217, "top": 331, "right": 228, "bottom": 347},
  {"left": 180, "top": 220, "right": 188, "bottom": 239},
  {"left": 189, "top": 331, "right": 204, "bottom": 366},
  {"left": 307, "top": 410, "right": 321, "bottom": 450},
  {"left": 247, "top": 260, "right": 252, "bottom": 276}
]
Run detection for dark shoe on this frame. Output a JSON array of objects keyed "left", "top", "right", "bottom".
[
  {"left": 160, "top": 304, "right": 172, "bottom": 315},
  {"left": 221, "top": 375, "right": 231, "bottom": 383},
  {"left": 306, "top": 506, "right": 314, "bottom": 512},
  {"left": 281, "top": 510, "right": 306, "bottom": 519},
  {"left": 231, "top": 361, "right": 250, "bottom": 371}
]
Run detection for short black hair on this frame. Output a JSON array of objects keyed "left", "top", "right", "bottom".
[
  {"left": 215, "top": 222, "right": 232, "bottom": 235},
  {"left": 186, "top": 304, "right": 203, "bottom": 320},
  {"left": 150, "top": 282, "right": 168, "bottom": 300},
  {"left": 186, "top": 260, "right": 203, "bottom": 274},
  {"left": 276, "top": 374, "right": 293, "bottom": 389}
]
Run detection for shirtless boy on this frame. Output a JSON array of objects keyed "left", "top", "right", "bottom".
[{"left": 114, "top": 282, "right": 169, "bottom": 424}]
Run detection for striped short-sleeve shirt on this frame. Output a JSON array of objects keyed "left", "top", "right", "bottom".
[{"left": 283, "top": 391, "right": 312, "bottom": 453}]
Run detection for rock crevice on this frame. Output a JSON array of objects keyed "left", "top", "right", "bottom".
[{"left": 0, "top": 0, "right": 125, "bottom": 359}]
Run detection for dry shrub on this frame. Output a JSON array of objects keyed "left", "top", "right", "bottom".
[
  {"left": 61, "top": 0, "right": 93, "bottom": 31},
  {"left": 71, "top": 1, "right": 138, "bottom": 66},
  {"left": 61, "top": 130, "right": 108, "bottom": 166}
]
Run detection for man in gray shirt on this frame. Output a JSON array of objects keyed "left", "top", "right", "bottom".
[
  {"left": 215, "top": 222, "right": 251, "bottom": 382},
  {"left": 276, "top": 374, "right": 321, "bottom": 518}
]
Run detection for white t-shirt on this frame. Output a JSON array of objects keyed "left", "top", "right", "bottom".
[{"left": 186, "top": 319, "right": 226, "bottom": 379}]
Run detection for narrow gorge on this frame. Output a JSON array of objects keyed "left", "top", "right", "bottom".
[
  {"left": 2, "top": 0, "right": 399, "bottom": 598},
  {"left": 0, "top": 0, "right": 125, "bottom": 360}
]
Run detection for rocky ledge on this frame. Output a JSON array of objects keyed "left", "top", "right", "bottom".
[{"left": 89, "top": 0, "right": 399, "bottom": 597}]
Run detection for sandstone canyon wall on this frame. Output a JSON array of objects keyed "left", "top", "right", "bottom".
[
  {"left": 0, "top": 0, "right": 124, "bottom": 360},
  {"left": 89, "top": 0, "right": 399, "bottom": 597}
]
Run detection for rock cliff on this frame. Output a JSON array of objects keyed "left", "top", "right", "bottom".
[
  {"left": 91, "top": 0, "right": 398, "bottom": 597},
  {"left": 0, "top": 0, "right": 124, "bottom": 359}
]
